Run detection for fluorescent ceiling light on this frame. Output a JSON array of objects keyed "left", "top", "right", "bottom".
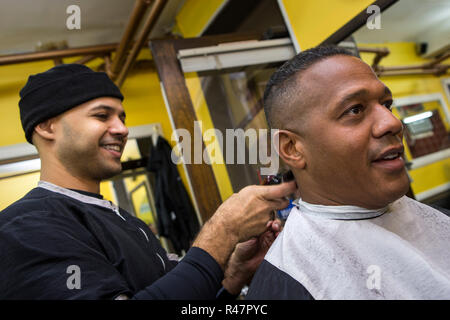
[
  {"left": 0, "top": 158, "right": 41, "bottom": 176},
  {"left": 403, "top": 111, "right": 433, "bottom": 124}
]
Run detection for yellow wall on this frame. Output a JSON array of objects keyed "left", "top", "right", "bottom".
[
  {"left": 359, "top": 42, "right": 450, "bottom": 197},
  {"left": 0, "top": 172, "right": 40, "bottom": 210},
  {"left": 279, "top": 0, "right": 375, "bottom": 50},
  {"left": 174, "top": 0, "right": 227, "bottom": 37},
  {"left": 0, "top": 60, "right": 55, "bottom": 146}
]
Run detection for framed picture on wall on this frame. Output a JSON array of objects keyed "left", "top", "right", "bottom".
[
  {"left": 393, "top": 92, "right": 450, "bottom": 201},
  {"left": 393, "top": 93, "right": 450, "bottom": 169}
]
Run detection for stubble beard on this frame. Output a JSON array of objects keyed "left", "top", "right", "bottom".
[{"left": 57, "top": 124, "right": 122, "bottom": 182}]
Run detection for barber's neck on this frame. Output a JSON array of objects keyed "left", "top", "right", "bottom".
[{"left": 39, "top": 158, "right": 101, "bottom": 194}]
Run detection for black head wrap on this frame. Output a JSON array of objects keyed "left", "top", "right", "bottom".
[{"left": 19, "top": 64, "right": 123, "bottom": 144}]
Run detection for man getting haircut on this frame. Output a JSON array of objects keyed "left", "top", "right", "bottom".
[{"left": 246, "top": 45, "right": 450, "bottom": 300}]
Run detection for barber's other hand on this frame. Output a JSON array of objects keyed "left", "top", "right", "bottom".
[{"left": 222, "top": 220, "right": 282, "bottom": 295}]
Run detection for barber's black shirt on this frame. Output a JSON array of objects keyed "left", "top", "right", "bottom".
[{"left": 0, "top": 184, "right": 223, "bottom": 299}]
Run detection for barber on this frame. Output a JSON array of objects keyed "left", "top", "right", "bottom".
[{"left": 0, "top": 64, "right": 294, "bottom": 299}]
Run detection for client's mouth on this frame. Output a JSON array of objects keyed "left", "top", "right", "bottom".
[
  {"left": 373, "top": 145, "right": 404, "bottom": 162},
  {"left": 371, "top": 145, "right": 405, "bottom": 171}
]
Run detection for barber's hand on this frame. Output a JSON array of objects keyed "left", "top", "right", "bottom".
[
  {"left": 222, "top": 219, "right": 282, "bottom": 295},
  {"left": 193, "top": 181, "right": 296, "bottom": 270},
  {"left": 214, "top": 181, "right": 295, "bottom": 242}
]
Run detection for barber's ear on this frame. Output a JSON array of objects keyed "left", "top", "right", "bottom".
[
  {"left": 34, "top": 119, "right": 57, "bottom": 141},
  {"left": 275, "top": 130, "right": 306, "bottom": 169}
]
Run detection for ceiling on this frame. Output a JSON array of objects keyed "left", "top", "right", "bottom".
[
  {"left": 0, "top": 0, "right": 449, "bottom": 57},
  {"left": 353, "top": 0, "right": 450, "bottom": 56},
  {"left": 0, "top": 0, "right": 185, "bottom": 55}
]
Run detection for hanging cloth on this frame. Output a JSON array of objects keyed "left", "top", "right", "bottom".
[{"left": 146, "top": 136, "right": 200, "bottom": 255}]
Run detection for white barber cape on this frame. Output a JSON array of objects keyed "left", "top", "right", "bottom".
[{"left": 247, "top": 196, "right": 450, "bottom": 300}]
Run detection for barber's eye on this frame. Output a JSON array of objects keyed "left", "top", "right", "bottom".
[{"left": 95, "top": 114, "right": 108, "bottom": 120}]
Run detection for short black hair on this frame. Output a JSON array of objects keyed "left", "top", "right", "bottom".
[{"left": 264, "top": 45, "right": 355, "bottom": 129}]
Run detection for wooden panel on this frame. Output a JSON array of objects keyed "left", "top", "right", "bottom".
[
  {"left": 150, "top": 39, "right": 223, "bottom": 222},
  {"left": 173, "top": 32, "right": 259, "bottom": 51}
]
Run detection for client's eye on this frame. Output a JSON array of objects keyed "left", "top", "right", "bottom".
[
  {"left": 382, "top": 99, "right": 393, "bottom": 111},
  {"left": 345, "top": 104, "right": 364, "bottom": 116}
]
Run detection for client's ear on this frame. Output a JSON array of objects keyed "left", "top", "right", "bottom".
[
  {"left": 34, "top": 119, "right": 57, "bottom": 141},
  {"left": 275, "top": 130, "right": 306, "bottom": 169}
]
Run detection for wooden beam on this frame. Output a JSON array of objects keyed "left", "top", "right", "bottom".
[
  {"left": 109, "top": 0, "right": 153, "bottom": 80},
  {"left": 116, "top": 0, "right": 168, "bottom": 87},
  {"left": 0, "top": 43, "right": 117, "bottom": 66},
  {"left": 150, "top": 39, "right": 223, "bottom": 222}
]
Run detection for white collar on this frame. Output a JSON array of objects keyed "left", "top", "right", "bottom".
[
  {"left": 37, "top": 180, "right": 126, "bottom": 221},
  {"left": 293, "top": 198, "right": 388, "bottom": 220}
]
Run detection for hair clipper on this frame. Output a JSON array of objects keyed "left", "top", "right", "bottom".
[{"left": 259, "top": 170, "right": 296, "bottom": 221}]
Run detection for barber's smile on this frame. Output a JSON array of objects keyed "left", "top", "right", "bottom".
[
  {"left": 371, "top": 145, "right": 405, "bottom": 172},
  {"left": 100, "top": 142, "right": 124, "bottom": 159}
]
